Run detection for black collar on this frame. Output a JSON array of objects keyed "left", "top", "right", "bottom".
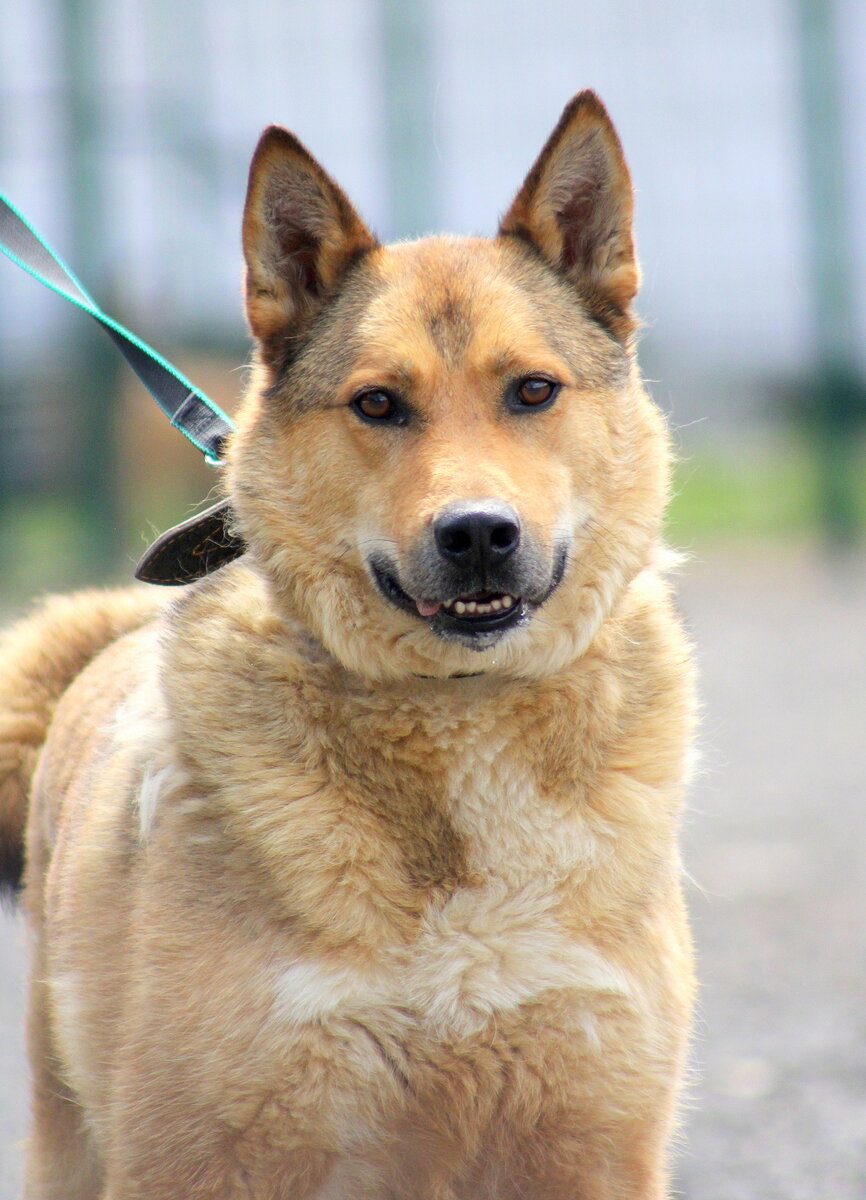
[{"left": 135, "top": 500, "right": 243, "bottom": 585}]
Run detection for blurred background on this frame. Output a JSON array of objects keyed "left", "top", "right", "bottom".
[{"left": 0, "top": 1, "right": 864, "bottom": 1197}]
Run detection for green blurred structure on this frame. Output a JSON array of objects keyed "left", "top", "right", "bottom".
[
  {"left": 59, "top": 0, "right": 122, "bottom": 577},
  {"left": 794, "top": 0, "right": 866, "bottom": 545}
]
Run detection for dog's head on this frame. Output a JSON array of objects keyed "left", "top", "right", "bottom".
[{"left": 229, "top": 92, "right": 671, "bottom": 681}]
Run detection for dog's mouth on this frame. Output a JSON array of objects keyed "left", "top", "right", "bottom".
[
  {"left": 370, "top": 561, "right": 537, "bottom": 642},
  {"left": 417, "top": 589, "right": 524, "bottom": 631},
  {"left": 371, "top": 562, "right": 526, "bottom": 634}
]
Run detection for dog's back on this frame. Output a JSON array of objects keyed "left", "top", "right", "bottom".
[{"left": 0, "top": 590, "right": 159, "bottom": 895}]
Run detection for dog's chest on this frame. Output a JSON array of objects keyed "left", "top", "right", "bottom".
[
  {"left": 274, "top": 728, "right": 623, "bottom": 1042},
  {"left": 443, "top": 725, "right": 594, "bottom": 885}
]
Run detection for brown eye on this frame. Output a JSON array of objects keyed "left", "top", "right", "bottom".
[
  {"left": 516, "top": 377, "right": 556, "bottom": 407},
  {"left": 354, "top": 390, "right": 396, "bottom": 421}
]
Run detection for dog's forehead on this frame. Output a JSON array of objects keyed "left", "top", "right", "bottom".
[
  {"left": 355, "top": 236, "right": 624, "bottom": 383},
  {"left": 363, "top": 238, "right": 503, "bottom": 342}
]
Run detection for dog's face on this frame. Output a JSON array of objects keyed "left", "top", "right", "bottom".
[{"left": 229, "top": 93, "right": 670, "bottom": 681}]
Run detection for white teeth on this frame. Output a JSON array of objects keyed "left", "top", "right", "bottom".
[{"left": 443, "top": 593, "right": 518, "bottom": 617}]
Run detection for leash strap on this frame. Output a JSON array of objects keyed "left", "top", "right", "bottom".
[{"left": 0, "top": 193, "right": 235, "bottom": 465}]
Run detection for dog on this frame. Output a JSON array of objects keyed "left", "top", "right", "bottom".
[{"left": 0, "top": 91, "right": 696, "bottom": 1198}]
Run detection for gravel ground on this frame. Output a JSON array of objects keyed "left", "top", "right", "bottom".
[
  {"left": 674, "top": 547, "right": 866, "bottom": 1199},
  {"left": 0, "top": 545, "right": 864, "bottom": 1197}
]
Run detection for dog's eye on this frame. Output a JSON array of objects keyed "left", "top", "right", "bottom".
[
  {"left": 514, "top": 377, "right": 558, "bottom": 408},
  {"left": 352, "top": 389, "right": 402, "bottom": 423}
]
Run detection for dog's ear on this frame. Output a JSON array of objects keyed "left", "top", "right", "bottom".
[
  {"left": 243, "top": 126, "right": 378, "bottom": 366},
  {"left": 500, "top": 91, "right": 638, "bottom": 339}
]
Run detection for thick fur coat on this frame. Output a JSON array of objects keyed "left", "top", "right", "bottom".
[{"left": 0, "top": 92, "right": 695, "bottom": 1198}]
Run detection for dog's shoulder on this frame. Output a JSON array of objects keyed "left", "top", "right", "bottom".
[
  {"left": 571, "top": 564, "right": 696, "bottom": 836},
  {"left": 154, "top": 558, "right": 336, "bottom": 787},
  {"left": 162, "top": 556, "right": 301, "bottom": 681},
  {"left": 615, "top": 565, "right": 696, "bottom": 744}
]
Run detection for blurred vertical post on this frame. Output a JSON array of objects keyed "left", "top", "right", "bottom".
[
  {"left": 794, "top": 0, "right": 866, "bottom": 545},
  {"left": 380, "top": 0, "right": 438, "bottom": 238},
  {"left": 144, "top": 0, "right": 220, "bottom": 329},
  {"left": 58, "top": 0, "right": 120, "bottom": 575}
]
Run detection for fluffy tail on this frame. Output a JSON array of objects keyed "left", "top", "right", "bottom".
[{"left": 0, "top": 588, "right": 160, "bottom": 899}]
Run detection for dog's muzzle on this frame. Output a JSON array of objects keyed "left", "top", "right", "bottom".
[{"left": 367, "top": 500, "right": 568, "bottom": 647}]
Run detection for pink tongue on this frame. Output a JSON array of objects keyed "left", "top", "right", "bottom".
[{"left": 416, "top": 599, "right": 442, "bottom": 617}]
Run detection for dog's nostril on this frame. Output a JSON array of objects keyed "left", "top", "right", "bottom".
[
  {"left": 440, "top": 527, "right": 473, "bottom": 556},
  {"left": 490, "top": 521, "right": 519, "bottom": 552}
]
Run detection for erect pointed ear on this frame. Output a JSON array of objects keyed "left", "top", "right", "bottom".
[
  {"left": 500, "top": 91, "right": 638, "bottom": 340},
  {"left": 242, "top": 126, "right": 378, "bottom": 367}
]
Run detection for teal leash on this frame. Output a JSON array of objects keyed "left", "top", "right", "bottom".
[{"left": 0, "top": 193, "right": 235, "bottom": 466}]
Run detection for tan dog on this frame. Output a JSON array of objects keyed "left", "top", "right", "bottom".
[{"left": 0, "top": 91, "right": 695, "bottom": 1199}]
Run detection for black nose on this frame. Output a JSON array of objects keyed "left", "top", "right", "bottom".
[{"left": 433, "top": 501, "right": 521, "bottom": 572}]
